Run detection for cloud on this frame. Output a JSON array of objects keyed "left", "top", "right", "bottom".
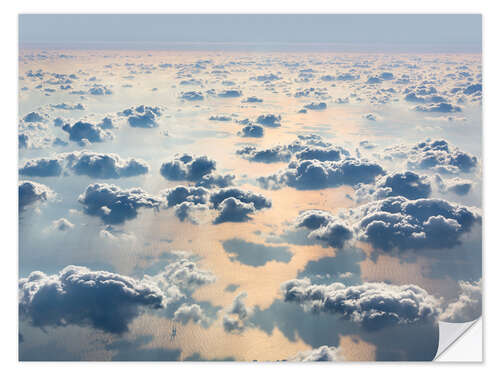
[
  {"left": 78, "top": 183, "right": 161, "bottom": 224},
  {"left": 50, "top": 103, "right": 85, "bottom": 111},
  {"left": 218, "top": 89, "right": 242, "bottom": 98},
  {"left": 209, "top": 187, "right": 272, "bottom": 210},
  {"left": 209, "top": 115, "right": 231, "bottom": 122},
  {"left": 51, "top": 218, "right": 75, "bottom": 231},
  {"left": 355, "top": 171, "right": 432, "bottom": 202},
  {"left": 243, "top": 96, "right": 263, "bottom": 103},
  {"left": 19, "top": 180, "right": 56, "bottom": 211},
  {"left": 440, "top": 279, "right": 482, "bottom": 322},
  {"left": 256, "top": 114, "right": 281, "bottom": 127},
  {"left": 23, "top": 112, "right": 45, "bottom": 123},
  {"left": 414, "top": 103, "right": 462, "bottom": 113},
  {"left": 19, "top": 151, "right": 150, "bottom": 179},
  {"left": 223, "top": 292, "right": 252, "bottom": 333},
  {"left": 62, "top": 121, "right": 113, "bottom": 144},
  {"left": 281, "top": 279, "right": 440, "bottom": 330},
  {"left": 160, "top": 154, "right": 216, "bottom": 182},
  {"left": 150, "top": 258, "right": 216, "bottom": 292},
  {"left": 385, "top": 139, "right": 478, "bottom": 174},
  {"left": 180, "top": 91, "right": 204, "bottom": 101},
  {"left": 119, "top": 105, "right": 162, "bottom": 128},
  {"left": 236, "top": 145, "right": 291, "bottom": 163},
  {"left": 353, "top": 196, "right": 481, "bottom": 252},
  {"left": 213, "top": 197, "right": 256, "bottom": 224},
  {"left": 304, "top": 102, "right": 327, "bottom": 110},
  {"left": 435, "top": 175, "right": 473, "bottom": 196},
  {"left": 19, "top": 266, "right": 166, "bottom": 334},
  {"left": 289, "top": 346, "right": 344, "bottom": 361},
  {"left": 238, "top": 124, "right": 264, "bottom": 138},
  {"left": 295, "top": 146, "right": 350, "bottom": 162},
  {"left": 19, "top": 157, "right": 63, "bottom": 177},
  {"left": 295, "top": 210, "right": 353, "bottom": 249},
  {"left": 258, "top": 158, "right": 385, "bottom": 190},
  {"left": 88, "top": 84, "right": 112, "bottom": 95},
  {"left": 173, "top": 303, "right": 208, "bottom": 325}
]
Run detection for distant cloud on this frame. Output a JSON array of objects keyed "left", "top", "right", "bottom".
[
  {"left": 435, "top": 175, "right": 473, "bottom": 196},
  {"left": 119, "top": 105, "right": 162, "bottom": 128},
  {"left": 180, "top": 91, "right": 204, "bottom": 101},
  {"left": 51, "top": 218, "right": 75, "bottom": 231},
  {"left": 238, "top": 124, "right": 264, "bottom": 138},
  {"left": 414, "top": 103, "right": 462, "bottom": 113},
  {"left": 223, "top": 292, "right": 252, "bottom": 333},
  {"left": 218, "top": 89, "right": 242, "bottom": 98},
  {"left": 256, "top": 114, "right": 281, "bottom": 127}
]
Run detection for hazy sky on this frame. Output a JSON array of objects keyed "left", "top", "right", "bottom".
[{"left": 19, "top": 14, "right": 482, "bottom": 52}]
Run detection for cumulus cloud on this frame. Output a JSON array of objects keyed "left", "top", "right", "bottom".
[
  {"left": 435, "top": 175, "right": 473, "bottom": 196},
  {"left": 385, "top": 139, "right": 478, "bottom": 174},
  {"left": 236, "top": 145, "right": 291, "bottom": 163},
  {"left": 223, "top": 292, "right": 252, "bottom": 333},
  {"left": 209, "top": 187, "right": 271, "bottom": 210},
  {"left": 218, "top": 89, "right": 242, "bottom": 98},
  {"left": 173, "top": 303, "right": 208, "bottom": 325},
  {"left": 19, "top": 151, "right": 150, "bottom": 179},
  {"left": 213, "top": 197, "right": 256, "bottom": 224},
  {"left": 258, "top": 158, "right": 385, "bottom": 190},
  {"left": 281, "top": 279, "right": 440, "bottom": 330},
  {"left": 355, "top": 171, "right": 432, "bottom": 202},
  {"left": 51, "top": 218, "right": 75, "bottom": 231},
  {"left": 295, "top": 210, "right": 353, "bottom": 249},
  {"left": 118, "top": 105, "right": 162, "bottom": 128},
  {"left": 150, "top": 258, "right": 216, "bottom": 292},
  {"left": 238, "top": 124, "right": 264, "bottom": 138},
  {"left": 180, "top": 91, "right": 204, "bottom": 101},
  {"left": 210, "top": 188, "right": 271, "bottom": 224},
  {"left": 62, "top": 121, "right": 113, "bottom": 144},
  {"left": 290, "top": 346, "right": 344, "bottom": 361},
  {"left": 78, "top": 183, "right": 161, "bottom": 224},
  {"left": 160, "top": 154, "right": 233, "bottom": 188},
  {"left": 19, "top": 266, "right": 166, "bottom": 334},
  {"left": 256, "top": 114, "right": 281, "bottom": 127},
  {"left": 304, "top": 102, "right": 327, "bottom": 111},
  {"left": 414, "top": 103, "right": 462, "bottom": 113},
  {"left": 353, "top": 196, "right": 480, "bottom": 252},
  {"left": 440, "top": 279, "right": 482, "bottom": 322},
  {"left": 19, "top": 180, "right": 56, "bottom": 211}
]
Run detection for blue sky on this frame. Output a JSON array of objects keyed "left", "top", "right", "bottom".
[{"left": 19, "top": 14, "right": 482, "bottom": 52}]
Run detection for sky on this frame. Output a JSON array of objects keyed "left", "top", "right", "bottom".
[
  {"left": 18, "top": 14, "right": 482, "bottom": 362},
  {"left": 19, "top": 14, "right": 482, "bottom": 52}
]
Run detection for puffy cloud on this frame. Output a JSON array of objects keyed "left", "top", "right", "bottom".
[
  {"left": 258, "top": 158, "right": 385, "bottom": 190},
  {"left": 62, "top": 121, "right": 113, "bottom": 144},
  {"left": 385, "top": 139, "right": 478, "bottom": 174},
  {"left": 353, "top": 196, "right": 481, "bottom": 252},
  {"left": 19, "top": 133, "right": 28, "bottom": 149},
  {"left": 304, "top": 102, "right": 327, "bottom": 110},
  {"left": 463, "top": 84, "right": 481, "bottom": 95},
  {"left": 51, "top": 218, "right": 75, "bottom": 231},
  {"left": 19, "top": 157, "right": 63, "bottom": 177},
  {"left": 23, "top": 112, "right": 45, "bottom": 123},
  {"left": 256, "top": 114, "right": 281, "bottom": 127},
  {"left": 355, "top": 171, "right": 432, "bottom": 202},
  {"left": 209, "top": 115, "right": 231, "bottom": 122},
  {"left": 290, "top": 346, "right": 344, "bottom": 361},
  {"left": 238, "top": 124, "right": 264, "bottom": 138},
  {"left": 163, "top": 186, "right": 209, "bottom": 208},
  {"left": 440, "top": 279, "right": 482, "bottom": 322},
  {"left": 218, "top": 89, "right": 242, "bottom": 98},
  {"left": 295, "top": 210, "right": 353, "bottom": 249},
  {"left": 213, "top": 197, "right": 256, "bottom": 224},
  {"left": 236, "top": 145, "right": 291, "bottom": 163},
  {"left": 280, "top": 279, "right": 440, "bottom": 330},
  {"left": 243, "top": 96, "right": 263, "bottom": 103},
  {"left": 119, "top": 105, "right": 162, "bottom": 128},
  {"left": 223, "top": 292, "right": 252, "bottom": 333},
  {"left": 19, "top": 266, "right": 166, "bottom": 334},
  {"left": 19, "top": 180, "right": 55, "bottom": 211},
  {"left": 173, "top": 303, "right": 208, "bottom": 325},
  {"left": 151, "top": 258, "right": 216, "bottom": 292},
  {"left": 295, "top": 146, "right": 349, "bottom": 162},
  {"left": 209, "top": 187, "right": 272, "bottom": 210},
  {"left": 160, "top": 154, "right": 216, "bottom": 182},
  {"left": 414, "top": 103, "right": 462, "bottom": 113},
  {"left": 88, "top": 84, "right": 112, "bottom": 95},
  {"left": 64, "top": 151, "right": 149, "bottom": 179},
  {"left": 19, "top": 151, "right": 150, "bottom": 179},
  {"left": 180, "top": 91, "right": 204, "bottom": 101},
  {"left": 78, "top": 183, "right": 161, "bottom": 224},
  {"left": 435, "top": 175, "right": 473, "bottom": 196},
  {"left": 50, "top": 103, "right": 85, "bottom": 111}
]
